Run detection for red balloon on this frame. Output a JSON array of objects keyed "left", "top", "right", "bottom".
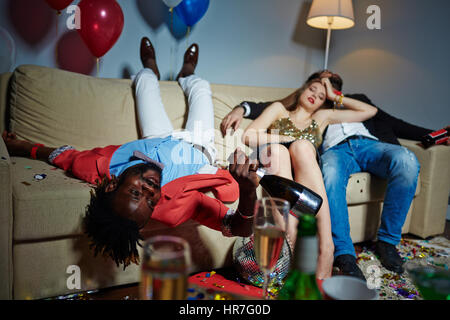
[
  {"left": 77, "top": 0, "right": 124, "bottom": 58},
  {"left": 45, "top": 0, "right": 74, "bottom": 11}
]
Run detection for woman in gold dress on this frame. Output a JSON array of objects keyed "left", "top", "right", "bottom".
[{"left": 239, "top": 76, "right": 377, "bottom": 285}]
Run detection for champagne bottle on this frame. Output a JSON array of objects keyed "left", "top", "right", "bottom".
[
  {"left": 256, "top": 168, "right": 323, "bottom": 217},
  {"left": 420, "top": 129, "right": 448, "bottom": 148},
  {"left": 278, "top": 213, "right": 322, "bottom": 300}
]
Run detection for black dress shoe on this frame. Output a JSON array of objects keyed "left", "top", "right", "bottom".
[
  {"left": 140, "top": 37, "right": 160, "bottom": 80},
  {"left": 375, "top": 240, "right": 404, "bottom": 274},
  {"left": 333, "top": 254, "right": 367, "bottom": 282},
  {"left": 176, "top": 43, "right": 199, "bottom": 80}
]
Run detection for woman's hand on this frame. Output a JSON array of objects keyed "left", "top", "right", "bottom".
[
  {"left": 220, "top": 106, "right": 245, "bottom": 137},
  {"left": 321, "top": 77, "right": 337, "bottom": 102}
]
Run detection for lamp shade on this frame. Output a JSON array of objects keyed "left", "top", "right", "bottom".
[{"left": 307, "top": 0, "right": 354, "bottom": 30}]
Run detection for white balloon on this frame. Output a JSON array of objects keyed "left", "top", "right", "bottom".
[
  {"left": 162, "top": 0, "right": 183, "bottom": 8},
  {"left": 0, "top": 26, "right": 16, "bottom": 73}
]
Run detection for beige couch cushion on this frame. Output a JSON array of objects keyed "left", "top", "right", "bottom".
[
  {"left": 346, "top": 172, "right": 420, "bottom": 204},
  {"left": 9, "top": 65, "right": 293, "bottom": 160},
  {"left": 11, "top": 157, "right": 91, "bottom": 241},
  {"left": 9, "top": 65, "right": 138, "bottom": 150}
]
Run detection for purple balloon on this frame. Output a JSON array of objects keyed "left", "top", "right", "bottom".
[{"left": 174, "top": 0, "right": 209, "bottom": 27}]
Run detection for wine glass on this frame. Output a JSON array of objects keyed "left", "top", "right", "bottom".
[
  {"left": 140, "top": 235, "right": 191, "bottom": 300},
  {"left": 253, "top": 197, "right": 290, "bottom": 299}
]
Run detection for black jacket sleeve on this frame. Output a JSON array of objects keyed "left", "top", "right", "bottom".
[
  {"left": 376, "top": 108, "right": 433, "bottom": 141},
  {"left": 240, "top": 101, "right": 272, "bottom": 120},
  {"left": 347, "top": 94, "right": 433, "bottom": 142}
]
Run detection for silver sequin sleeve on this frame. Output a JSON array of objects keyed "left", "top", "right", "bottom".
[{"left": 48, "top": 145, "right": 75, "bottom": 164}]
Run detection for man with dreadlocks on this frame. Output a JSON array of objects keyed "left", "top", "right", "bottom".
[{"left": 2, "top": 38, "right": 260, "bottom": 269}]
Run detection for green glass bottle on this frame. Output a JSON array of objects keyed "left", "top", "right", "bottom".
[{"left": 278, "top": 213, "right": 322, "bottom": 300}]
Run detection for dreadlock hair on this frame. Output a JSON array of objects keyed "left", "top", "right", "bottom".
[
  {"left": 83, "top": 175, "right": 143, "bottom": 270},
  {"left": 83, "top": 162, "right": 163, "bottom": 270}
]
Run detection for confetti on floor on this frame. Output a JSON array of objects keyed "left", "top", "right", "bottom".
[{"left": 356, "top": 236, "right": 449, "bottom": 300}]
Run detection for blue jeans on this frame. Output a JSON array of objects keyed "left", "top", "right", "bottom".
[{"left": 320, "top": 137, "right": 420, "bottom": 258}]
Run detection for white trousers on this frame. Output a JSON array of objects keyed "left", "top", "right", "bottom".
[{"left": 132, "top": 68, "right": 217, "bottom": 163}]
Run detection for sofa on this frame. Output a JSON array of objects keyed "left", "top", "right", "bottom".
[{"left": 1, "top": 65, "right": 449, "bottom": 300}]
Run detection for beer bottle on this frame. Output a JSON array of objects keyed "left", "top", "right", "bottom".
[
  {"left": 278, "top": 213, "right": 322, "bottom": 300},
  {"left": 421, "top": 129, "right": 448, "bottom": 148}
]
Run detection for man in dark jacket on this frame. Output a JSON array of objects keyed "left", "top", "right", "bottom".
[{"left": 220, "top": 70, "right": 448, "bottom": 281}]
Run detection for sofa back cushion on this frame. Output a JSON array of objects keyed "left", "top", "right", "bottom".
[
  {"left": 9, "top": 65, "right": 138, "bottom": 150},
  {"left": 8, "top": 65, "right": 293, "bottom": 162}
]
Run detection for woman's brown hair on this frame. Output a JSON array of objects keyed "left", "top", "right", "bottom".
[{"left": 277, "top": 78, "right": 324, "bottom": 111}]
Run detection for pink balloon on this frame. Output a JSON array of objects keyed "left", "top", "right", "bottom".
[
  {"left": 45, "top": 0, "right": 74, "bottom": 11},
  {"left": 77, "top": 0, "right": 124, "bottom": 58}
]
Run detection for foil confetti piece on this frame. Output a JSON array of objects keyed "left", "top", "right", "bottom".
[
  {"left": 355, "top": 237, "right": 450, "bottom": 300},
  {"left": 34, "top": 173, "right": 47, "bottom": 181}
]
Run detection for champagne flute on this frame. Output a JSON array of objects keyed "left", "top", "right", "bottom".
[
  {"left": 253, "top": 197, "right": 290, "bottom": 299},
  {"left": 140, "top": 235, "right": 191, "bottom": 300}
]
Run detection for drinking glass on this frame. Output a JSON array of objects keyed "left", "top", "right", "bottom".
[
  {"left": 405, "top": 262, "right": 450, "bottom": 300},
  {"left": 140, "top": 235, "right": 191, "bottom": 300},
  {"left": 253, "top": 197, "right": 290, "bottom": 299}
]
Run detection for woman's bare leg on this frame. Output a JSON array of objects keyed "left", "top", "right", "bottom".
[
  {"left": 288, "top": 139, "right": 334, "bottom": 279},
  {"left": 259, "top": 143, "right": 292, "bottom": 178}
]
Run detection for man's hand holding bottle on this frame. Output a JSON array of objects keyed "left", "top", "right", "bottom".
[{"left": 228, "top": 147, "right": 260, "bottom": 192}]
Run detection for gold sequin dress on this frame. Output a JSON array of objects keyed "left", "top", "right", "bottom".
[
  {"left": 267, "top": 117, "right": 323, "bottom": 149},
  {"left": 233, "top": 118, "right": 324, "bottom": 290}
]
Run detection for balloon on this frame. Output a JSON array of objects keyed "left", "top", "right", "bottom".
[
  {"left": 45, "top": 0, "right": 74, "bottom": 11},
  {"left": 162, "top": 0, "right": 183, "bottom": 8},
  {"left": 0, "top": 26, "right": 16, "bottom": 73},
  {"left": 77, "top": 0, "right": 124, "bottom": 58},
  {"left": 175, "top": 0, "right": 209, "bottom": 27},
  {"left": 57, "top": 31, "right": 96, "bottom": 75},
  {"left": 8, "top": 0, "right": 54, "bottom": 47}
]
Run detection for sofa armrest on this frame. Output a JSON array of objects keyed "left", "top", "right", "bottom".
[
  {"left": 0, "top": 137, "right": 13, "bottom": 299},
  {"left": 399, "top": 138, "right": 450, "bottom": 238}
]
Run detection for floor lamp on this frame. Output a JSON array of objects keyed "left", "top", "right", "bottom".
[{"left": 306, "top": 0, "right": 355, "bottom": 70}]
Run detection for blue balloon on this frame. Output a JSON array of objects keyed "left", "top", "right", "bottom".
[{"left": 174, "top": 0, "right": 210, "bottom": 27}]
